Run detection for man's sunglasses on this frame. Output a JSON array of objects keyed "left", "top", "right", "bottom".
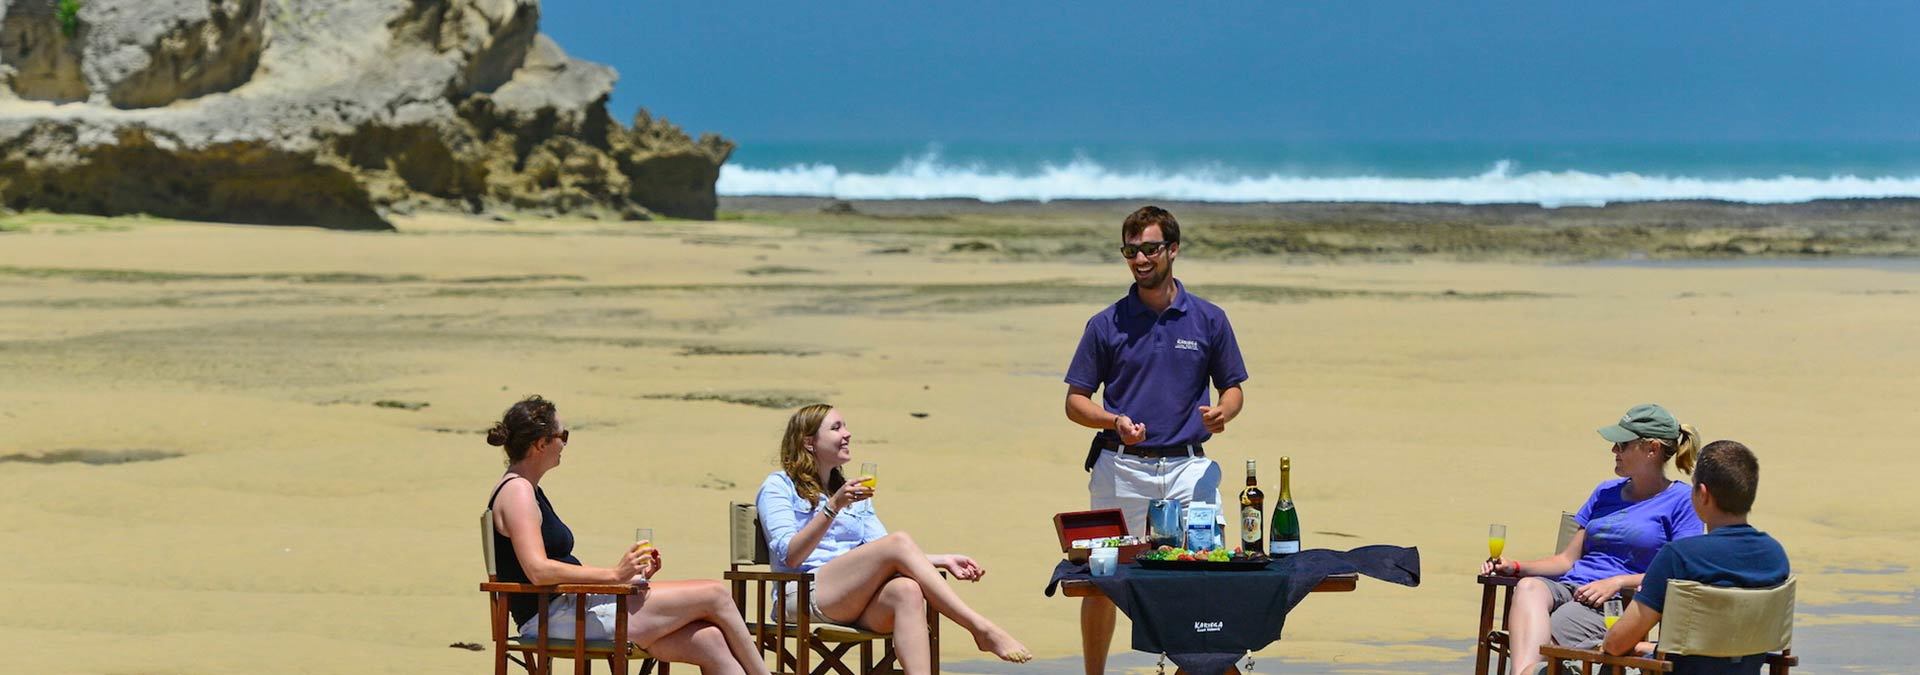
[
  {"left": 551, "top": 429, "right": 570, "bottom": 444},
  {"left": 1120, "top": 240, "right": 1171, "bottom": 258}
]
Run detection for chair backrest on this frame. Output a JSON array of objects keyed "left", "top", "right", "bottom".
[
  {"left": 730, "top": 502, "right": 771, "bottom": 567},
  {"left": 481, "top": 510, "right": 499, "bottom": 578},
  {"left": 1555, "top": 512, "right": 1579, "bottom": 554},
  {"left": 1657, "top": 576, "right": 1795, "bottom": 658}
]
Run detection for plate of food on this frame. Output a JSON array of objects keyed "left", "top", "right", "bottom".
[{"left": 1133, "top": 546, "right": 1272, "bottom": 571}]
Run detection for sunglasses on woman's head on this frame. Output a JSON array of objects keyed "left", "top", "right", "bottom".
[{"left": 1120, "top": 241, "right": 1170, "bottom": 258}]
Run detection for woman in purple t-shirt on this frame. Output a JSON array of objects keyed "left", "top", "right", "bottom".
[{"left": 1480, "top": 404, "right": 1706, "bottom": 675}]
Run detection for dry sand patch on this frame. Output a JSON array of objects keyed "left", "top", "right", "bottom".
[{"left": 0, "top": 213, "right": 1915, "bottom": 672}]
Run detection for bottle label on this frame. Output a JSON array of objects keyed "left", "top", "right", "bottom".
[
  {"left": 1241, "top": 508, "right": 1261, "bottom": 542},
  {"left": 1269, "top": 540, "right": 1301, "bottom": 555}
]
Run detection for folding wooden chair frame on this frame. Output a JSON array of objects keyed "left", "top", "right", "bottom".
[
  {"left": 1539, "top": 644, "right": 1795, "bottom": 674},
  {"left": 1540, "top": 576, "right": 1798, "bottom": 675},
  {"left": 724, "top": 502, "right": 939, "bottom": 675},
  {"left": 1475, "top": 513, "right": 1581, "bottom": 675},
  {"left": 482, "top": 510, "right": 668, "bottom": 675}
]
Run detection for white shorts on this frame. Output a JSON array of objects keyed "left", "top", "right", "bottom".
[
  {"left": 773, "top": 580, "right": 843, "bottom": 625},
  {"left": 518, "top": 593, "right": 619, "bottom": 641},
  {"left": 1088, "top": 451, "right": 1222, "bottom": 538}
]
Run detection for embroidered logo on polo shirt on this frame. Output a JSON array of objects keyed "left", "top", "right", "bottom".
[
  {"left": 1174, "top": 339, "right": 1200, "bottom": 351},
  {"left": 1193, "top": 621, "right": 1223, "bottom": 633}
]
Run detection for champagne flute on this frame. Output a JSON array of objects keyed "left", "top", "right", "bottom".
[
  {"left": 630, "top": 528, "right": 657, "bottom": 581},
  {"left": 1488, "top": 524, "right": 1507, "bottom": 561},
  {"left": 858, "top": 462, "right": 878, "bottom": 490},
  {"left": 1604, "top": 597, "right": 1623, "bottom": 630}
]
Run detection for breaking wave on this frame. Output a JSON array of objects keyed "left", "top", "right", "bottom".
[{"left": 720, "top": 156, "right": 1920, "bottom": 207}]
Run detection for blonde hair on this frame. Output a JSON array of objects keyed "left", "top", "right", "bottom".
[
  {"left": 779, "top": 403, "right": 844, "bottom": 507},
  {"left": 1647, "top": 423, "right": 1700, "bottom": 474}
]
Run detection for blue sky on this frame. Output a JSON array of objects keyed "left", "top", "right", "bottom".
[{"left": 541, "top": 1, "right": 1920, "bottom": 143}]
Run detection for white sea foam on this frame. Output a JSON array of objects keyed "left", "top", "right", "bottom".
[{"left": 719, "top": 157, "right": 1920, "bottom": 207}]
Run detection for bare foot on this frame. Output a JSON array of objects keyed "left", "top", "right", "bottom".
[{"left": 974, "top": 625, "right": 1032, "bottom": 663}]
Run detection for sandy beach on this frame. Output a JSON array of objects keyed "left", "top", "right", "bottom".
[{"left": 1, "top": 205, "right": 1915, "bottom": 673}]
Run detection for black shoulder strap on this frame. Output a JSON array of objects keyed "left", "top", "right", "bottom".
[{"left": 488, "top": 473, "right": 529, "bottom": 509}]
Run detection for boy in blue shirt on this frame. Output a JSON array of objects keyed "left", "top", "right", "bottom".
[{"left": 1602, "top": 440, "right": 1791, "bottom": 673}]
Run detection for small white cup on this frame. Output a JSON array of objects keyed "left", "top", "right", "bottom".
[{"left": 1090, "top": 547, "right": 1119, "bottom": 577}]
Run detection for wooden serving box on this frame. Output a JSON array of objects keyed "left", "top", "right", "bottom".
[{"left": 1053, "top": 508, "right": 1151, "bottom": 563}]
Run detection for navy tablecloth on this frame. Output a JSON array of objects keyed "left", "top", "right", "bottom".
[{"left": 1044, "top": 545, "right": 1420, "bottom": 675}]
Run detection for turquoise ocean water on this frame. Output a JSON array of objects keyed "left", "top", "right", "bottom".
[{"left": 720, "top": 141, "right": 1920, "bottom": 206}]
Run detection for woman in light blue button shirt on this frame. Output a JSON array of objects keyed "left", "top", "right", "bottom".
[{"left": 757, "top": 404, "right": 1033, "bottom": 670}]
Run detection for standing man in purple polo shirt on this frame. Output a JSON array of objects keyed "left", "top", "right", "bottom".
[{"left": 1063, "top": 205, "right": 1249, "bottom": 675}]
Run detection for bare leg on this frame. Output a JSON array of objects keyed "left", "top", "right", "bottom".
[
  {"left": 856, "top": 577, "right": 932, "bottom": 675},
  {"left": 811, "top": 532, "right": 1030, "bottom": 662},
  {"left": 624, "top": 580, "right": 773, "bottom": 675},
  {"left": 1080, "top": 595, "right": 1115, "bottom": 675},
  {"left": 642, "top": 622, "right": 744, "bottom": 675},
  {"left": 1507, "top": 578, "right": 1553, "bottom": 675}
]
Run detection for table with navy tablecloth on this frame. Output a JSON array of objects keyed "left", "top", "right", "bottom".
[{"left": 1045, "top": 545, "right": 1421, "bottom": 675}]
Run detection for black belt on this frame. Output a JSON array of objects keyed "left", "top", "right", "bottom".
[
  {"left": 1095, "top": 436, "right": 1205, "bottom": 458},
  {"left": 1084, "top": 435, "right": 1205, "bottom": 472}
]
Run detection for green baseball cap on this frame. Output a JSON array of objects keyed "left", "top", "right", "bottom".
[{"left": 1597, "top": 403, "right": 1679, "bottom": 443}]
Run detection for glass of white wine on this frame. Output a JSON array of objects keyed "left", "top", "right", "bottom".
[{"left": 1603, "top": 597, "right": 1623, "bottom": 630}]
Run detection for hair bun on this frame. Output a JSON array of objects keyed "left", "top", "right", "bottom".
[{"left": 486, "top": 424, "right": 510, "bottom": 447}]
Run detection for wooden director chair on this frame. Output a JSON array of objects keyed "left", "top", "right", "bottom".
[
  {"left": 1475, "top": 513, "right": 1582, "bottom": 675},
  {"left": 1541, "top": 576, "right": 1798, "bottom": 675},
  {"left": 723, "top": 502, "right": 940, "bottom": 675},
  {"left": 480, "top": 510, "right": 667, "bottom": 675}
]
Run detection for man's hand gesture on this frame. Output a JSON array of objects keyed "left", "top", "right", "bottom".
[
  {"left": 1199, "top": 405, "right": 1230, "bottom": 434},
  {"left": 1114, "top": 414, "right": 1147, "bottom": 445}
]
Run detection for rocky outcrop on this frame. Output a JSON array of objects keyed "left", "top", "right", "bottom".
[
  {"left": 1, "top": 0, "right": 88, "bottom": 102},
  {"left": 619, "top": 109, "right": 734, "bottom": 223},
  {"left": 0, "top": 0, "right": 731, "bottom": 229},
  {"left": 3, "top": 0, "right": 268, "bottom": 107}
]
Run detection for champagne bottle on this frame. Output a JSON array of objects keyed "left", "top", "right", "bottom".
[
  {"left": 1268, "top": 456, "right": 1301, "bottom": 556},
  {"left": 1239, "top": 459, "right": 1264, "bottom": 552}
]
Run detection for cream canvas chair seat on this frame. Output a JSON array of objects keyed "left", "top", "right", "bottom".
[
  {"left": 480, "top": 510, "right": 666, "bottom": 675},
  {"left": 1475, "top": 512, "right": 1583, "bottom": 675},
  {"left": 723, "top": 502, "right": 940, "bottom": 675},
  {"left": 1541, "top": 576, "right": 1798, "bottom": 674}
]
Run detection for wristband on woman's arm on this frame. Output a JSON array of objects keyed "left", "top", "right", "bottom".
[
  {"left": 1512, "top": 560, "right": 1522, "bottom": 576},
  {"left": 821, "top": 504, "right": 839, "bottom": 520}
]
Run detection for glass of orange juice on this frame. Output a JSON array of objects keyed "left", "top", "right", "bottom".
[
  {"left": 1488, "top": 524, "right": 1506, "bottom": 560},
  {"left": 858, "top": 462, "right": 878, "bottom": 490},
  {"left": 1604, "top": 597, "right": 1623, "bottom": 629}
]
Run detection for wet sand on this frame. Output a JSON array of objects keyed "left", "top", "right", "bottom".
[{"left": 0, "top": 208, "right": 1914, "bottom": 673}]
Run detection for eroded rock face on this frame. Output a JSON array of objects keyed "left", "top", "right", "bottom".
[
  {"left": 1, "top": 0, "right": 89, "bottom": 102},
  {"left": 393, "top": 0, "right": 539, "bottom": 96},
  {"left": 619, "top": 109, "right": 735, "bottom": 222},
  {"left": 1, "top": 0, "right": 267, "bottom": 108},
  {"left": 0, "top": 0, "right": 729, "bottom": 229},
  {"left": 0, "top": 122, "right": 387, "bottom": 229},
  {"left": 90, "top": 0, "right": 268, "bottom": 108}
]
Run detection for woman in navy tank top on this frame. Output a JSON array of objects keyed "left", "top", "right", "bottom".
[{"left": 486, "top": 396, "right": 772, "bottom": 675}]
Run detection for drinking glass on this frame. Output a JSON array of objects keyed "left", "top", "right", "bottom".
[
  {"left": 1090, "top": 547, "right": 1119, "bottom": 577},
  {"left": 858, "top": 462, "right": 878, "bottom": 489},
  {"left": 1488, "top": 524, "right": 1507, "bottom": 560},
  {"left": 1604, "top": 597, "right": 1623, "bottom": 630},
  {"left": 634, "top": 528, "right": 654, "bottom": 553}
]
